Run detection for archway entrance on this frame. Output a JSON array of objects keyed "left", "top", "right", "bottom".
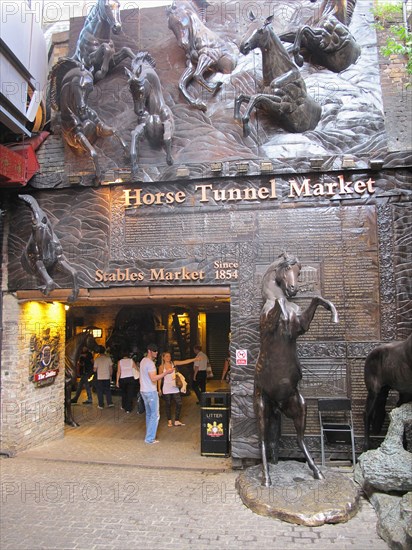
[{"left": 63, "top": 286, "right": 231, "bottom": 452}]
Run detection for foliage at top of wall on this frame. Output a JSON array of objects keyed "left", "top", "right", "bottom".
[{"left": 372, "top": 2, "right": 412, "bottom": 77}]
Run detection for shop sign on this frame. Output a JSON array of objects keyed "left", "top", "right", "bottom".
[
  {"left": 122, "top": 176, "right": 375, "bottom": 208},
  {"left": 29, "top": 328, "right": 60, "bottom": 387}
]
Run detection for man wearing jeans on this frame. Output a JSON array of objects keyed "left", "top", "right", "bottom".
[{"left": 140, "top": 343, "right": 173, "bottom": 444}]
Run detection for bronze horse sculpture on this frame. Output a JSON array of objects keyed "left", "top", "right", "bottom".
[
  {"left": 234, "top": 13, "right": 322, "bottom": 138},
  {"left": 19, "top": 195, "right": 79, "bottom": 302},
  {"left": 280, "top": 0, "right": 361, "bottom": 73},
  {"left": 166, "top": 0, "right": 238, "bottom": 111},
  {"left": 73, "top": 0, "right": 135, "bottom": 81},
  {"left": 363, "top": 334, "right": 412, "bottom": 450},
  {"left": 255, "top": 253, "right": 338, "bottom": 487},
  {"left": 49, "top": 58, "right": 128, "bottom": 183},
  {"left": 125, "top": 52, "right": 174, "bottom": 176},
  {"left": 65, "top": 331, "right": 100, "bottom": 427}
]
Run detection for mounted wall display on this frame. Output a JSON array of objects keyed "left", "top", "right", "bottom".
[
  {"left": 29, "top": 328, "right": 60, "bottom": 387},
  {"left": 31, "top": 0, "right": 390, "bottom": 188}
]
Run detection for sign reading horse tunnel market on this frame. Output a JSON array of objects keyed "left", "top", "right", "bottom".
[{"left": 123, "top": 176, "right": 376, "bottom": 207}]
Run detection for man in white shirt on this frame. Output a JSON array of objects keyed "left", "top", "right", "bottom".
[
  {"left": 140, "top": 343, "right": 172, "bottom": 444},
  {"left": 192, "top": 344, "right": 209, "bottom": 403}
]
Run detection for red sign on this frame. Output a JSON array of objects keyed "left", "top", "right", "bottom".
[{"left": 236, "top": 350, "right": 248, "bottom": 365}]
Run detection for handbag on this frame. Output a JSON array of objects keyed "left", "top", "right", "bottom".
[
  {"left": 175, "top": 371, "right": 184, "bottom": 389},
  {"left": 136, "top": 392, "right": 145, "bottom": 414},
  {"left": 206, "top": 363, "right": 214, "bottom": 379}
]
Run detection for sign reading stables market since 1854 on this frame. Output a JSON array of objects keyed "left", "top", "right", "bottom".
[{"left": 93, "top": 175, "right": 376, "bottom": 286}]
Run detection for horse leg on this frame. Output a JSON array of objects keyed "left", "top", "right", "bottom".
[
  {"left": 234, "top": 94, "right": 251, "bottom": 121},
  {"left": 255, "top": 385, "right": 272, "bottom": 487},
  {"left": 266, "top": 404, "right": 281, "bottom": 465},
  {"left": 130, "top": 123, "right": 145, "bottom": 176},
  {"left": 178, "top": 62, "right": 207, "bottom": 111},
  {"left": 34, "top": 260, "right": 56, "bottom": 295},
  {"left": 76, "top": 132, "right": 101, "bottom": 184},
  {"left": 65, "top": 377, "right": 79, "bottom": 427},
  {"left": 54, "top": 258, "right": 79, "bottom": 303},
  {"left": 241, "top": 94, "right": 283, "bottom": 138},
  {"left": 283, "top": 391, "right": 324, "bottom": 480},
  {"left": 93, "top": 43, "right": 115, "bottom": 81},
  {"left": 193, "top": 54, "right": 222, "bottom": 95},
  {"left": 162, "top": 119, "right": 174, "bottom": 166},
  {"left": 111, "top": 47, "right": 136, "bottom": 70},
  {"left": 299, "top": 297, "right": 338, "bottom": 334}
]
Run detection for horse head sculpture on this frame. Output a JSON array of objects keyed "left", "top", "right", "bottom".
[
  {"left": 73, "top": 0, "right": 135, "bottom": 81},
  {"left": 255, "top": 252, "right": 338, "bottom": 486}
]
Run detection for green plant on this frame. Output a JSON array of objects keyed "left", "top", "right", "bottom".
[{"left": 372, "top": 2, "right": 412, "bottom": 76}]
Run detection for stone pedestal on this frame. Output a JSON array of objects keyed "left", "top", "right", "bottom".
[{"left": 236, "top": 461, "right": 360, "bottom": 526}]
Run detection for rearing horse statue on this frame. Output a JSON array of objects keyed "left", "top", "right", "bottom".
[
  {"left": 125, "top": 52, "right": 174, "bottom": 176},
  {"left": 166, "top": 0, "right": 238, "bottom": 111},
  {"left": 234, "top": 13, "right": 321, "bottom": 138},
  {"left": 49, "top": 57, "right": 128, "bottom": 183},
  {"left": 255, "top": 253, "right": 339, "bottom": 487},
  {"left": 73, "top": 0, "right": 135, "bottom": 81}
]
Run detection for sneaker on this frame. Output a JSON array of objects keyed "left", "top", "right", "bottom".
[
  {"left": 174, "top": 421, "right": 185, "bottom": 426},
  {"left": 107, "top": 404, "right": 114, "bottom": 408},
  {"left": 144, "top": 440, "right": 159, "bottom": 445},
  {"left": 97, "top": 406, "right": 104, "bottom": 410},
  {"left": 83, "top": 400, "right": 92, "bottom": 404}
]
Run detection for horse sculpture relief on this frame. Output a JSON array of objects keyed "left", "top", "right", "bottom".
[
  {"left": 255, "top": 252, "right": 338, "bottom": 487},
  {"left": 49, "top": 58, "right": 128, "bottom": 183},
  {"left": 166, "top": 0, "right": 238, "bottom": 111},
  {"left": 73, "top": 0, "right": 135, "bottom": 81},
  {"left": 65, "top": 331, "right": 100, "bottom": 427},
  {"left": 363, "top": 334, "right": 412, "bottom": 450},
  {"left": 126, "top": 52, "right": 174, "bottom": 176},
  {"left": 234, "top": 13, "right": 322, "bottom": 138},
  {"left": 280, "top": 0, "right": 361, "bottom": 73},
  {"left": 19, "top": 194, "right": 79, "bottom": 303}
]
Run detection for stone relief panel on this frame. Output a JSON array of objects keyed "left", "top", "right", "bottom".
[{"left": 36, "top": 0, "right": 386, "bottom": 186}]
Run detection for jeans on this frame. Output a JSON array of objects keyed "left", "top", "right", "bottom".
[
  {"left": 96, "top": 379, "right": 112, "bottom": 407},
  {"left": 141, "top": 391, "right": 160, "bottom": 443},
  {"left": 72, "top": 373, "right": 92, "bottom": 402}
]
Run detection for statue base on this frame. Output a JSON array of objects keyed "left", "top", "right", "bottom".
[{"left": 236, "top": 461, "right": 360, "bottom": 526}]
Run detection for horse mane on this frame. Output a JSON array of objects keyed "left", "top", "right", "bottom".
[{"left": 131, "top": 51, "right": 156, "bottom": 71}]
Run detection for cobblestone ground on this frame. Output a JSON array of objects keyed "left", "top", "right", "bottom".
[{"left": 0, "top": 456, "right": 389, "bottom": 550}]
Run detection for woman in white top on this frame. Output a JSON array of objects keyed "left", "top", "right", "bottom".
[
  {"left": 116, "top": 352, "right": 138, "bottom": 413},
  {"left": 158, "top": 351, "right": 195, "bottom": 427}
]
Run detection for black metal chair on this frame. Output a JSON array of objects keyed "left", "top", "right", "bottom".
[{"left": 318, "top": 397, "right": 356, "bottom": 466}]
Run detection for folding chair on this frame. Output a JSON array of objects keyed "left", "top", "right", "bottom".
[{"left": 318, "top": 397, "right": 356, "bottom": 466}]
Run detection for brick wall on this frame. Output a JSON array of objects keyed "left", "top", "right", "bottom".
[
  {"left": 375, "top": 11, "right": 412, "bottom": 150},
  {"left": 0, "top": 296, "right": 65, "bottom": 455}
]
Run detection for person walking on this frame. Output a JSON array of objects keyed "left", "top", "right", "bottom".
[
  {"left": 116, "top": 351, "right": 138, "bottom": 413},
  {"left": 139, "top": 343, "right": 173, "bottom": 444},
  {"left": 192, "top": 344, "right": 210, "bottom": 403},
  {"left": 158, "top": 351, "right": 196, "bottom": 427},
  {"left": 93, "top": 345, "right": 114, "bottom": 409},
  {"left": 71, "top": 346, "right": 94, "bottom": 404}
]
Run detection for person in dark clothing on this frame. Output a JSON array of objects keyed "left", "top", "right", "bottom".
[{"left": 71, "top": 346, "right": 94, "bottom": 404}]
